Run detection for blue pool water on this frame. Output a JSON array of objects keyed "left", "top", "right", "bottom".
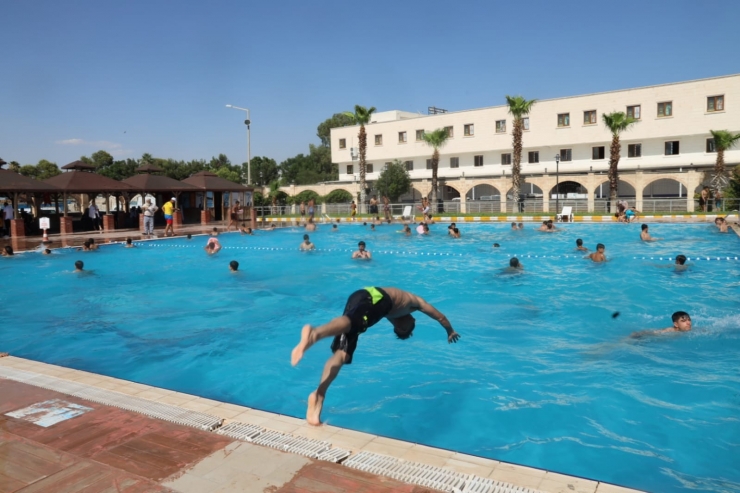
[{"left": 1, "top": 223, "right": 739, "bottom": 493}]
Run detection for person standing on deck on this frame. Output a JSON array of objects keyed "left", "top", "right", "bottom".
[
  {"left": 162, "top": 198, "right": 177, "bottom": 237},
  {"left": 291, "top": 287, "right": 459, "bottom": 425}
]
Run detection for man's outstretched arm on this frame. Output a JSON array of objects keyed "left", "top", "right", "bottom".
[{"left": 415, "top": 298, "right": 460, "bottom": 343}]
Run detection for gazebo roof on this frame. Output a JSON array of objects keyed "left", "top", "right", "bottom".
[
  {"left": 122, "top": 174, "right": 200, "bottom": 193},
  {"left": 0, "top": 169, "right": 61, "bottom": 193},
  {"left": 44, "top": 171, "right": 135, "bottom": 193},
  {"left": 61, "top": 160, "right": 96, "bottom": 171},
  {"left": 181, "top": 171, "right": 252, "bottom": 192},
  {"left": 135, "top": 163, "right": 165, "bottom": 174}
]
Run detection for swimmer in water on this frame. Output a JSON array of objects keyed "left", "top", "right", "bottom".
[
  {"left": 43, "top": 249, "right": 51, "bottom": 255},
  {"left": 504, "top": 257, "right": 523, "bottom": 272},
  {"left": 575, "top": 238, "right": 588, "bottom": 251},
  {"left": 204, "top": 236, "right": 222, "bottom": 255},
  {"left": 630, "top": 311, "right": 692, "bottom": 338},
  {"left": 74, "top": 260, "right": 84, "bottom": 272},
  {"left": 714, "top": 217, "right": 729, "bottom": 233},
  {"left": 351, "top": 241, "right": 371, "bottom": 259},
  {"left": 511, "top": 222, "right": 517, "bottom": 230},
  {"left": 124, "top": 238, "right": 135, "bottom": 248},
  {"left": 300, "top": 234, "right": 315, "bottom": 251},
  {"left": 448, "top": 222, "right": 456, "bottom": 235},
  {"left": 640, "top": 224, "right": 662, "bottom": 242},
  {"left": 450, "top": 227, "right": 460, "bottom": 239},
  {"left": 229, "top": 260, "right": 239, "bottom": 272},
  {"left": 517, "top": 222, "right": 524, "bottom": 229},
  {"left": 586, "top": 243, "right": 607, "bottom": 262},
  {"left": 290, "top": 286, "right": 459, "bottom": 425},
  {"left": 538, "top": 221, "right": 548, "bottom": 231}
]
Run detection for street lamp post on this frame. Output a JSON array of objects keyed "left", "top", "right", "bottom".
[
  {"left": 225, "top": 105, "right": 251, "bottom": 185},
  {"left": 554, "top": 154, "right": 561, "bottom": 217}
]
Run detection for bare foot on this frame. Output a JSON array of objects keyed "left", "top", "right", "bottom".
[
  {"left": 306, "top": 391, "right": 323, "bottom": 426},
  {"left": 291, "top": 324, "right": 312, "bottom": 366}
]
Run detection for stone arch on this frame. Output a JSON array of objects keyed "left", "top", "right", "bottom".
[
  {"left": 441, "top": 184, "right": 461, "bottom": 200},
  {"left": 399, "top": 187, "right": 423, "bottom": 202},
  {"left": 642, "top": 178, "right": 688, "bottom": 198},
  {"left": 548, "top": 180, "right": 588, "bottom": 198},
  {"left": 466, "top": 184, "right": 501, "bottom": 201},
  {"left": 593, "top": 180, "right": 636, "bottom": 198}
]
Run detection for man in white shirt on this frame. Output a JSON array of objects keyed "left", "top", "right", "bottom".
[
  {"left": 3, "top": 202, "right": 14, "bottom": 238},
  {"left": 142, "top": 199, "right": 158, "bottom": 236}
]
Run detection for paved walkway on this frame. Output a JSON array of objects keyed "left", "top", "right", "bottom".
[{"left": 0, "top": 356, "right": 644, "bottom": 493}]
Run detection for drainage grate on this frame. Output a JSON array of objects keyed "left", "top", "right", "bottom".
[
  {"left": 462, "top": 476, "right": 543, "bottom": 493},
  {"left": 343, "top": 450, "right": 401, "bottom": 475},
  {"left": 216, "top": 422, "right": 264, "bottom": 441},
  {"left": 0, "top": 367, "right": 222, "bottom": 431},
  {"left": 317, "top": 447, "right": 351, "bottom": 463},
  {"left": 250, "top": 429, "right": 332, "bottom": 458}
]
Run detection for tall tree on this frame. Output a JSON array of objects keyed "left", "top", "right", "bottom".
[
  {"left": 344, "top": 105, "right": 376, "bottom": 211},
  {"left": 249, "top": 156, "right": 280, "bottom": 187},
  {"left": 8, "top": 161, "right": 21, "bottom": 173},
  {"left": 709, "top": 130, "right": 740, "bottom": 189},
  {"left": 602, "top": 112, "right": 638, "bottom": 212},
  {"left": 375, "top": 160, "right": 412, "bottom": 202},
  {"left": 505, "top": 96, "right": 536, "bottom": 212},
  {"left": 36, "top": 160, "right": 62, "bottom": 180},
  {"left": 421, "top": 129, "right": 450, "bottom": 206},
  {"left": 317, "top": 113, "right": 355, "bottom": 147}
]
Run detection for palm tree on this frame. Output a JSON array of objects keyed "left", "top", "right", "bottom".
[
  {"left": 505, "top": 96, "right": 536, "bottom": 211},
  {"left": 343, "top": 105, "right": 376, "bottom": 211},
  {"left": 709, "top": 130, "right": 740, "bottom": 188},
  {"left": 602, "top": 112, "right": 638, "bottom": 212},
  {"left": 422, "top": 129, "right": 450, "bottom": 207}
]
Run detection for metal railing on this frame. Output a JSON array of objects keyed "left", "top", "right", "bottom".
[{"left": 250, "top": 198, "right": 740, "bottom": 219}]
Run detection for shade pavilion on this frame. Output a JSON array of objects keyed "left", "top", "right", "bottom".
[
  {"left": 0, "top": 167, "right": 61, "bottom": 237},
  {"left": 180, "top": 171, "right": 253, "bottom": 225},
  {"left": 43, "top": 161, "right": 135, "bottom": 233}
]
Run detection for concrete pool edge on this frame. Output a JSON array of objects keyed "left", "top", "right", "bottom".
[{"left": 0, "top": 355, "right": 646, "bottom": 493}]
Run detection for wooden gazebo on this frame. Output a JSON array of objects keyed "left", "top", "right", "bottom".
[
  {"left": 0, "top": 168, "right": 60, "bottom": 237},
  {"left": 44, "top": 161, "right": 135, "bottom": 234},
  {"left": 180, "top": 171, "right": 253, "bottom": 225},
  {"left": 122, "top": 164, "right": 200, "bottom": 229}
]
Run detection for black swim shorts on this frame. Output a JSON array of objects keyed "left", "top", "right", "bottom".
[{"left": 331, "top": 287, "right": 392, "bottom": 364}]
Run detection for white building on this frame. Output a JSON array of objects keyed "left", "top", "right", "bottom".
[{"left": 330, "top": 74, "right": 739, "bottom": 205}]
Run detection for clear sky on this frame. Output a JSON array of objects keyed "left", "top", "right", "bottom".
[{"left": 1, "top": 0, "right": 739, "bottom": 167}]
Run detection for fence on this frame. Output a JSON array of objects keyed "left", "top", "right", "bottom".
[{"left": 252, "top": 198, "right": 740, "bottom": 219}]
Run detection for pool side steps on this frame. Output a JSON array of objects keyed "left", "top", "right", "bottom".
[{"left": 0, "top": 366, "right": 222, "bottom": 431}]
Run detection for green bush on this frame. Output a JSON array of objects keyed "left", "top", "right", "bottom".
[
  {"left": 324, "top": 189, "right": 353, "bottom": 203},
  {"left": 290, "top": 190, "right": 322, "bottom": 205}
]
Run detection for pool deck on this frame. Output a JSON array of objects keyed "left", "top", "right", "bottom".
[
  {"left": 1, "top": 212, "right": 735, "bottom": 253},
  {"left": 0, "top": 355, "right": 646, "bottom": 493}
]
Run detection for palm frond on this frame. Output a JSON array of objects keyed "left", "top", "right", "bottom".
[
  {"left": 505, "top": 95, "right": 537, "bottom": 118},
  {"left": 602, "top": 111, "right": 638, "bottom": 135},
  {"left": 421, "top": 128, "right": 449, "bottom": 149},
  {"left": 710, "top": 130, "right": 740, "bottom": 151}
]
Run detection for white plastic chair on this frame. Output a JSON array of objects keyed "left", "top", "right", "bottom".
[
  {"left": 557, "top": 206, "right": 573, "bottom": 222},
  {"left": 396, "top": 205, "right": 413, "bottom": 221}
]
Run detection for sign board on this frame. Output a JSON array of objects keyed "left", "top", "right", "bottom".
[{"left": 39, "top": 217, "right": 50, "bottom": 229}]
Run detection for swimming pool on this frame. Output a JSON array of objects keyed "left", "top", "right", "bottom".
[{"left": 1, "top": 222, "right": 738, "bottom": 493}]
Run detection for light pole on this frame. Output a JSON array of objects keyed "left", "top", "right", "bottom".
[
  {"left": 554, "top": 154, "right": 560, "bottom": 216},
  {"left": 225, "top": 105, "right": 251, "bottom": 185}
]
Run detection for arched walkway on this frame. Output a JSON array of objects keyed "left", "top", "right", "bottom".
[
  {"left": 465, "top": 184, "right": 501, "bottom": 201},
  {"left": 504, "top": 184, "right": 544, "bottom": 213}
]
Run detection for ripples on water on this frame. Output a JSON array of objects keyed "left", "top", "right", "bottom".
[{"left": 1, "top": 223, "right": 738, "bottom": 493}]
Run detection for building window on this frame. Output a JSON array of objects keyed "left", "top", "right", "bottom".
[
  {"left": 583, "top": 110, "right": 597, "bottom": 125},
  {"left": 464, "top": 124, "right": 474, "bottom": 136},
  {"left": 339, "top": 138, "right": 346, "bottom": 149},
  {"left": 398, "top": 131, "right": 407, "bottom": 143},
  {"left": 557, "top": 113, "right": 570, "bottom": 127},
  {"left": 416, "top": 129, "right": 424, "bottom": 141},
  {"left": 523, "top": 117, "right": 530, "bottom": 130},
  {"left": 528, "top": 151, "right": 539, "bottom": 164},
  {"left": 450, "top": 157, "right": 459, "bottom": 169},
  {"left": 592, "top": 146, "right": 605, "bottom": 160},
  {"left": 665, "top": 141, "right": 680, "bottom": 155},
  {"left": 628, "top": 144, "right": 642, "bottom": 158},
  {"left": 559, "top": 149, "right": 572, "bottom": 162},
  {"left": 706, "top": 138, "right": 716, "bottom": 153},
  {"left": 426, "top": 159, "right": 433, "bottom": 170},
  {"left": 384, "top": 162, "right": 392, "bottom": 171},
  {"left": 366, "top": 163, "right": 374, "bottom": 173},
  {"left": 707, "top": 95, "right": 724, "bottom": 112},
  {"left": 444, "top": 126, "right": 454, "bottom": 138},
  {"left": 627, "top": 105, "right": 641, "bottom": 120},
  {"left": 657, "top": 101, "right": 672, "bottom": 117},
  {"left": 501, "top": 153, "right": 512, "bottom": 165},
  {"left": 347, "top": 165, "right": 353, "bottom": 175},
  {"left": 405, "top": 160, "right": 414, "bottom": 170},
  {"left": 474, "top": 155, "right": 484, "bottom": 167},
  {"left": 374, "top": 134, "right": 382, "bottom": 145},
  {"left": 496, "top": 120, "right": 506, "bottom": 133}
]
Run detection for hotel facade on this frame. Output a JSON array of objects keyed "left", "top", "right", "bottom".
[{"left": 324, "top": 74, "right": 739, "bottom": 213}]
